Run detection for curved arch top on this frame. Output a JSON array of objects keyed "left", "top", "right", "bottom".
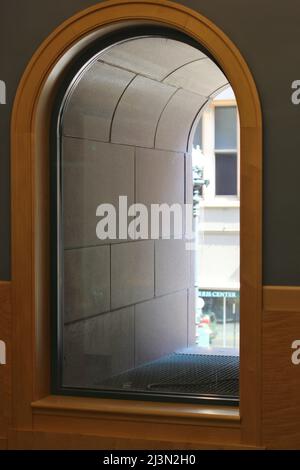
[
  {"left": 10, "top": 0, "right": 262, "bottom": 446},
  {"left": 12, "top": 0, "right": 262, "bottom": 132},
  {"left": 62, "top": 36, "right": 229, "bottom": 153}
]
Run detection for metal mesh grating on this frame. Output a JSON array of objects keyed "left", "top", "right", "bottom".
[{"left": 96, "top": 353, "right": 239, "bottom": 399}]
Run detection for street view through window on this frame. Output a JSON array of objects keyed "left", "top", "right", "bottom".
[{"left": 53, "top": 34, "right": 240, "bottom": 404}]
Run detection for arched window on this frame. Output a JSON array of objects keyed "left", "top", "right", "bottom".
[
  {"left": 51, "top": 28, "right": 240, "bottom": 405},
  {"left": 11, "top": 1, "right": 262, "bottom": 446}
]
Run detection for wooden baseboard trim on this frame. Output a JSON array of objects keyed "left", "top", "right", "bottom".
[
  {"left": 7, "top": 428, "right": 264, "bottom": 450},
  {"left": 263, "top": 286, "right": 300, "bottom": 313},
  {"left": 0, "top": 437, "right": 7, "bottom": 449},
  {"left": 32, "top": 395, "right": 240, "bottom": 426}
]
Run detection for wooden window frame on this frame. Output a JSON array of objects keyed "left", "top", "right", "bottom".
[{"left": 11, "top": 0, "right": 262, "bottom": 448}]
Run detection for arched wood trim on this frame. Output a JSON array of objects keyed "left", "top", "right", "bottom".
[{"left": 11, "top": 0, "right": 262, "bottom": 448}]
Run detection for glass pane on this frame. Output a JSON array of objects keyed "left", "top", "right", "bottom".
[
  {"left": 197, "top": 291, "right": 240, "bottom": 349},
  {"left": 54, "top": 35, "right": 239, "bottom": 404},
  {"left": 215, "top": 106, "right": 237, "bottom": 149},
  {"left": 215, "top": 152, "right": 237, "bottom": 195}
]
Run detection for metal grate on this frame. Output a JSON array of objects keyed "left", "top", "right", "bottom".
[{"left": 96, "top": 353, "right": 239, "bottom": 399}]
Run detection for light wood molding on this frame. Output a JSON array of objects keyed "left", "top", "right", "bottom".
[
  {"left": 262, "top": 311, "right": 300, "bottom": 449},
  {"left": 263, "top": 286, "right": 300, "bottom": 313},
  {"left": 31, "top": 396, "right": 241, "bottom": 448},
  {"left": 8, "top": 430, "right": 264, "bottom": 450},
  {"left": 0, "top": 437, "right": 8, "bottom": 450},
  {"left": 262, "top": 285, "right": 300, "bottom": 448},
  {"left": 31, "top": 395, "right": 240, "bottom": 425},
  {"left": 10, "top": 0, "right": 262, "bottom": 449}
]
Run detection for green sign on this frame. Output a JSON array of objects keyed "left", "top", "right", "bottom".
[{"left": 199, "top": 289, "right": 239, "bottom": 299}]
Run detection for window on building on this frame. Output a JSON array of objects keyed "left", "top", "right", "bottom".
[
  {"left": 215, "top": 152, "right": 237, "bottom": 195},
  {"left": 215, "top": 106, "right": 237, "bottom": 149},
  {"left": 214, "top": 106, "right": 238, "bottom": 196}
]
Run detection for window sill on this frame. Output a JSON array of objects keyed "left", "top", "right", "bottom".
[
  {"left": 31, "top": 395, "right": 240, "bottom": 427},
  {"left": 199, "top": 200, "right": 240, "bottom": 209}
]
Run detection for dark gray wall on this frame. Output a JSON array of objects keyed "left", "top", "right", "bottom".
[{"left": 1, "top": 0, "right": 300, "bottom": 284}]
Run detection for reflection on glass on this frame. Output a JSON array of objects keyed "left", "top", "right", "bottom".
[{"left": 55, "top": 35, "right": 239, "bottom": 403}]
